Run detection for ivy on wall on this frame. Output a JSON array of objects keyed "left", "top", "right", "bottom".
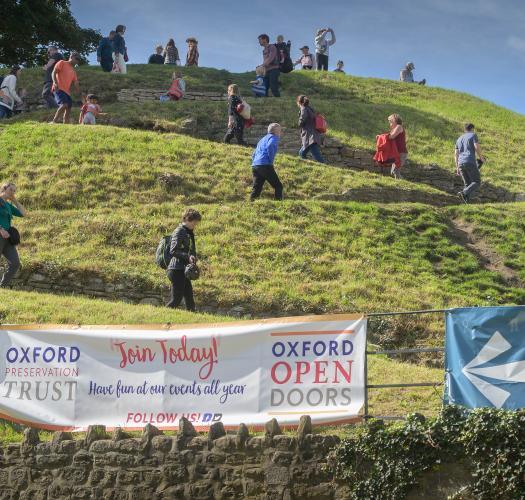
[{"left": 330, "top": 406, "right": 525, "bottom": 499}]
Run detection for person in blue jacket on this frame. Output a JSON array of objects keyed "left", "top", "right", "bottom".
[
  {"left": 97, "top": 31, "right": 115, "bottom": 72},
  {"left": 251, "top": 123, "right": 283, "bottom": 201}
]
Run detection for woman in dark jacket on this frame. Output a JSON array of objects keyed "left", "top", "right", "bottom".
[
  {"left": 166, "top": 208, "right": 202, "bottom": 311},
  {"left": 223, "top": 84, "right": 246, "bottom": 145},
  {"left": 297, "top": 95, "right": 325, "bottom": 163}
]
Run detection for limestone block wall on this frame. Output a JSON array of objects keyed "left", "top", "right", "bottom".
[{"left": 0, "top": 417, "right": 351, "bottom": 499}]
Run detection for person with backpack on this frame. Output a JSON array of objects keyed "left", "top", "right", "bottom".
[
  {"left": 297, "top": 95, "right": 326, "bottom": 163},
  {"left": 166, "top": 71, "right": 186, "bottom": 101},
  {"left": 251, "top": 123, "right": 284, "bottom": 201},
  {"left": 97, "top": 32, "right": 115, "bottom": 72},
  {"left": 258, "top": 34, "right": 280, "bottom": 97},
  {"left": 0, "top": 66, "right": 23, "bottom": 119},
  {"left": 223, "top": 84, "right": 247, "bottom": 145},
  {"left": 166, "top": 208, "right": 202, "bottom": 311},
  {"left": 315, "top": 28, "right": 336, "bottom": 71},
  {"left": 42, "top": 47, "right": 64, "bottom": 108},
  {"left": 0, "top": 182, "right": 27, "bottom": 288},
  {"left": 455, "top": 123, "right": 486, "bottom": 203}
]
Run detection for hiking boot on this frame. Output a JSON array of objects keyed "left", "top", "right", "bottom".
[{"left": 457, "top": 191, "right": 468, "bottom": 204}]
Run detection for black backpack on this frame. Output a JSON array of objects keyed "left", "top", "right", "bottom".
[
  {"left": 155, "top": 235, "right": 172, "bottom": 269},
  {"left": 276, "top": 44, "right": 293, "bottom": 74}
]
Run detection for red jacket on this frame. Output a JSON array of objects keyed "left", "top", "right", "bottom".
[{"left": 373, "top": 133, "right": 400, "bottom": 167}]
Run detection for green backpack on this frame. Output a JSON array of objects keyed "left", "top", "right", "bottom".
[{"left": 155, "top": 235, "right": 172, "bottom": 269}]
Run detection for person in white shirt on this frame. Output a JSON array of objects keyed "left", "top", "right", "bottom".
[
  {"left": 314, "top": 28, "right": 336, "bottom": 71},
  {"left": 0, "top": 66, "right": 23, "bottom": 119}
]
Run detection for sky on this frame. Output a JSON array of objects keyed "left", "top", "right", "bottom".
[{"left": 70, "top": 0, "right": 525, "bottom": 115}]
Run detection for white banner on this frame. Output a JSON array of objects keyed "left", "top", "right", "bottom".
[{"left": 0, "top": 314, "right": 366, "bottom": 431}]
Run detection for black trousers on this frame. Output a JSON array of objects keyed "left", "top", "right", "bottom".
[
  {"left": 251, "top": 165, "right": 283, "bottom": 201},
  {"left": 316, "top": 53, "right": 329, "bottom": 71},
  {"left": 263, "top": 68, "right": 281, "bottom": 97},
  {"left": 166, "top": 269, "right": 195, "bottom": 311},
  {"left": 224, "top": 126, "right": 245, "bottom": 145},
  {"left": 42, "top": 82, "right": 57, "bottom": 108}
]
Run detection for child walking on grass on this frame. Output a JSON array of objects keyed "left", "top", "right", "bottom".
[
  {"left": 79, "top": 94, "right": 106, "bottom": 125},
  {"left": 250, "top": 66, "right": 266, "bottom": 97}
]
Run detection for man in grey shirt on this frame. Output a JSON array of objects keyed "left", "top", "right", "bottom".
[{"left": 455, "top": 123, "right": 486, "bottom": 203}]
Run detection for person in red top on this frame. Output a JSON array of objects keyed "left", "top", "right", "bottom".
[
  {"left": 51, "top": 52, "right": 81, "bottom": 124},
  {"left": 387, "top": 113, "right": 407, "bottom": 179}
]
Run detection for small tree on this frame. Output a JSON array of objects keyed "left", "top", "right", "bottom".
[{"left": 0, "top": 0, "right": 101, "bottom": 67}]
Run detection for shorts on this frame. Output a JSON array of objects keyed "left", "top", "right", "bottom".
[
  {"left": 54, "top": 90, "right": 72, "bottom": 108},
  {"left": 82, "top": 112, "right": 96, "bottom": 125}
]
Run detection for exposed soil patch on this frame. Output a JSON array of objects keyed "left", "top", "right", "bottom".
[{"left": 450, "top": 217, "right": 524, "bottom": 288}]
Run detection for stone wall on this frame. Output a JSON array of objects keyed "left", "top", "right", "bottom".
[
  {"left": 117, "top": 89, "right": 228, "bottom": 102},
  {"left": 0, "top": 417, "right": 351, "bottom": 499}
]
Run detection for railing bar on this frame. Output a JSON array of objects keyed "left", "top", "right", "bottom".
[
  {"left": 366, "top": 308, "right": 449, "bottom": 318},
  {"left": 367, "top": 347, "right": 444, "bottom": 355},
  {"left": 367, "top": 382, "right": 443, "bottom": 388}
]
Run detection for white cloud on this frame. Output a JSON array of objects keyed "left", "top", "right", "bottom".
[{"left": 507, "top": 35, "right": 525, "bottom": 55}]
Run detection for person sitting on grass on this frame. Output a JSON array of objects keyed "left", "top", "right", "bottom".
[
  {"left": 79, "top": 94, "right": 106, "bottom": 125},
  {"left": 166, "top": 208, "right": 201, "bottom": 311},
  {"left": 166, "top": 71, "right": 186, "bottom": 101},
  {"left": 400, "top": 62, "right": 426, "bottom": 85},
  {"left": 455, "top": 123, "right": 486, "bottom": 204},
  {"left": 0, "top": 182, "right": 27, "bottom": 288},
  {"left": 250, "top": 123, "right": 284, "bottom": 201},
  {"left": 294, "top": 46, "right": 314, "bottom": 70},
  {"left": 297, "top": 95, "right": 325, "bottom": 163},
  {"left": 223, "top": 84, "right": 246, "bottom": 145},
  {"left": 334, "top": 60, "right": 345, "bottom": 73},
  {"left": 50, "top": 52, "right": 81, "bottom": 124},
  {"left": 250, "top": 65, "right": 266, "bottom": 97}
]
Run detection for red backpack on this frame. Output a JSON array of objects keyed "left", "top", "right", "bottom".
[
  {"left": 167, "top": 78, "right": 184, "bottom": 100},
  {"left": 315, "top": 113, "right": 328, "bottom": 133}
]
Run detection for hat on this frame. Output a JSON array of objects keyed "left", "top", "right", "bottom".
[
  {"left": 186, "top": 37, "right": 198, "bottom": 44},
  {"left": 406, "top": 62, "right": 415, "bottom": 69},
  {"left": 300, "top": 45, "right": 309, "bottom": 50}
]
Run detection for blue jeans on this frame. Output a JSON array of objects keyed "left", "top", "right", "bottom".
[
  {"left": 299, "top": 143, "right": 325, "bottom": 163},
  {"left": 0, "top": 105, "right": 12, "bottom": 119},
  {"left": 263, "top": 68, "right": 280, "bottom": 97}
]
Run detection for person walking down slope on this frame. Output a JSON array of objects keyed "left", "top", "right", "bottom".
[
  {"left": 387, "top": 113, "right": 407, "bottom": 179},
  {"left": 50, "top": 52, "right": 81, "bottom": 124},
  {"left": 297, "top": 95, "right": 325, "bottom": 163},
  {"left": 315, "top": 28, "right": 336, "bottom": 71},
  {"left": 112, "top": 25, "right": 128, "bottom": 74},
  {"left": 97, "top": 31, "right": 115, "bottom": 72},
  {"left": 164, "top": 39, "right": 181, "bottom": 65},
  {"left": 223, "top": 84, "right": 246, "bottom": 145},
  {"left": 185, "top": 38, "right": 199, "bottom": 67},
  {"left": 251, "top": 123, "right": 284, "bottom": 201},
  {"left": 166, "top": 208, "right": 202, "bottom": 311},
  {"left": 0, "top": 66, "right": 23, "bottom": 119},
  {"left": 400, "top": 62, "right": 426, "bottom": 85},
  {"left": 455, "top": 123, "right": 486, "bottom": 204},
  {"left": 42, "top": 46, "right": 63, "bottom": 108},
  {"left": 258, "top": 34, "right": 280, "bottom": 97},
  {"left": 0, "top": 182, "right": 27, "bottom": 288},
  {"left": 149, "top": 45, "right": 165, "bottom": 64}
]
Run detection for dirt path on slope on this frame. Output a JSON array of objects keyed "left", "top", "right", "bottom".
[{"left": 450, "top": 217, "right": 524, "bottom": 288}]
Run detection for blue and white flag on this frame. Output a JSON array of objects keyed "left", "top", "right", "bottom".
[{"left": 445, "top": 306, "right": 525, "bottom": 409}]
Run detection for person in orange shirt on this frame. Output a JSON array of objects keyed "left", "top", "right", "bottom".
[{"left": 50, "top": 52, "right": 81, "bottom": 124}]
